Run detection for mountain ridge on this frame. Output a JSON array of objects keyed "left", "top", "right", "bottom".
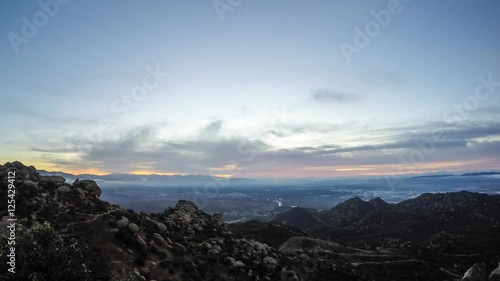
[{"left": 38, "top": 169, "right": 500, "bottom": 183}]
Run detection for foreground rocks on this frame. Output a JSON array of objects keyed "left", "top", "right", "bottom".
[
  {"left": 1, "top": 161, "right": 499, "bottom": 281},
  {"left": 490, "top": 263, "right": 500, "bottom": 281},
  {"left": 460, "top": 262, "right": 490, "bottom": 281}
]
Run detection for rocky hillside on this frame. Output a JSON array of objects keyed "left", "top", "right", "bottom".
[
  {"left": 271, "top": 207, "right": 324, "bottom": 230},
  {"left": 271, "top": 191, "right": 500, "bottom": 280},
  {"left": 272, "top": 192, "right": 500, "bottom": 243},
  {"left": 1, "top": 161, "right": 500, "bottom": 281}
]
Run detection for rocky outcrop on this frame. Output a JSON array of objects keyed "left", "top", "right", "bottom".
[
  {"left": 76, "top": 179, "right": 102, "bottom": 197},
  {"left": 49, "top": 175, "right": 66, "bottom": 187},
  {"left": 460, "top": 262, "right": 490, "bottom": 281},
  {"left": 274, "top": 191, "right": 500, "bottom": 246},
  {"left": 490, "top": 263, "right": 500, "bottom": 281},
  {"left": 272, "top": 207, "right": 324, "bottom": 229}
]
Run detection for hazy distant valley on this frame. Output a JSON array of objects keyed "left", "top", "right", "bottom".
[{"left": 40, "top": 171, "right": 500, "bottom": 223}]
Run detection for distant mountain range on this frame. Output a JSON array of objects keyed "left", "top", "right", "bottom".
[
  {"left": 460, "top": 171, "right": 500, "bottom": 176},
  {"left": 412, "top": 171, "right": 500, "bottom": 178},
  {"left": 411, "top": 174, "right": 455, "bottom": 178},
  {"left": 38, "top": 169, "right": 500, "bottom": 186},
  {"left": 37, "top": 169, "right": 257, "bottom": 187}
]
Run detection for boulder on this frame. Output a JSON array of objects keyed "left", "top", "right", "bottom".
[
  {"left": 156, "top": 222, "right": 167, "bottom": 231},
  {"left": 20, "top": 180, "right": 39, "bottom": 197},
  {"left": 116, "top": 217, "right": 129, "bottom": 228},
  {"left": 78, "top": 180, "right": 102, "bottom": 198},
  {"left": 181, "top": 213, "right": 192, "bottom": 223},
  {"left": 137, "top": 236, "right": 147, "bottom": 251},
  {"left": 176, "top": 200, "right": 198, "bottom": 213},
  {"left": 49, "top": 176, "right": 66, "bottom": 187},
  {"left": 128, "top": 223, "right": 140, "bottom": 233},
  {"left": 263, "top": 256, "right": 278, "bottom": 271},
  {"left": 57, "top": 186, "right": 71, "bottom": 193},
  {"left": 23, "top": 180, "right": 38, "bottom": 189},
  {"left": 38, "top": 176, "right": 50, "bottom": 186},
  {"left": 233, "top": 260, "right": 245, "bottom": 268},
  {"left": 213, "top": 213, "right": 223, "bottom": 221},
  {"left": 153, "top": 233, "right": 169, "bottom": 247},
  {"left": 490, "top": 263, "right": 500, "bottom": 281},
  {"left": 461, "top": 262, "right": 490, "bottom": 281}
]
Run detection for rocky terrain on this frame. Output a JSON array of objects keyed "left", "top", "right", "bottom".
[
  {"left": 1, "top": 161, "right": 500, "bottom": 281},
  {"left": 270, "top": 191, "right": 500, "bottom": 281}
]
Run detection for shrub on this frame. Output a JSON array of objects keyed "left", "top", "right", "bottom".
[{"left": 0, "top": 221, "right": 96, "bottom": 281}]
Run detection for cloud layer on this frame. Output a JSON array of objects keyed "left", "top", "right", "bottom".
[{"left": 31, "top": 117, "right": 500, "bottom": 177}]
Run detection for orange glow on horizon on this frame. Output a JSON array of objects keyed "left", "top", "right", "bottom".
[
  {"left": 213, "top": 174, "right": 233, "bottom": 178},
  {"left": 129, "top": 170, "right": 188, "bottom": 176},
  {"left": 44, "top": 167, "right": 109, "bottom": 176},
  {"left": 24, "top": 158, "right": 491, "bottom": 179}
]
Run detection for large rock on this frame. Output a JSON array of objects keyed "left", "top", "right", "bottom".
[
  {"left": 20, "top": 180, "right": 39, "bottom": 197},
  {"left": 116, "top": 217, "right": 129, "bottom": 228},
  {"left": 78, "top": 179, "right": 102, "bottom": 198},
  {"left": 23, "top": 180, "right": 38, "bottom": 189},
  {"left": 128, "top": 223, "right": 140, "bottom": 233},
  {"left": 461, "top": 262, "right": 490, "bottom": 281},
  {"left": 233, "top": 260, "right": 245, "bottom": 268},
  {"left": 0, "top": 161, "right": 39, "bottom": 183},
  {"left": 156, "top": 222, "right": 167, "bottom": 231},
  {"left": 136, "top": 236, "right": 147, "bottom": 251},
  {"left": 490, "top": 263, "right": 500, "bottom": 281},
  {"left": 176, "top": 200, "right": 198, "bottom": 213},
  {"left": 153, "top": 233, "right": 169, "bottom": 247},
  {"left": 38, "top": 176, "right": 50, "bottom": 186},
  {"left": 57, "top": 185, "right": 71, "bottom": 193},
  {"left": 49, "top": 176, "right": 66, "bottom": 187},
  {"left": 263, "top": 256, "right": 278, "bottom": 271}
]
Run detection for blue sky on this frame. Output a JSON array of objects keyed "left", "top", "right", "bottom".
[{"left": 1, "top": 0, "right": 499, "bottom": 177}]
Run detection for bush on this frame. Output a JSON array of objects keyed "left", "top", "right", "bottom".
[{"left": 0, "top": 221, "right": 96, "bottom": 281}]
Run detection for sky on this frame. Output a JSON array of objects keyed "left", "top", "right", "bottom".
[{"left": 1, "top": 0, "right": 500, "bottom": 178}]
